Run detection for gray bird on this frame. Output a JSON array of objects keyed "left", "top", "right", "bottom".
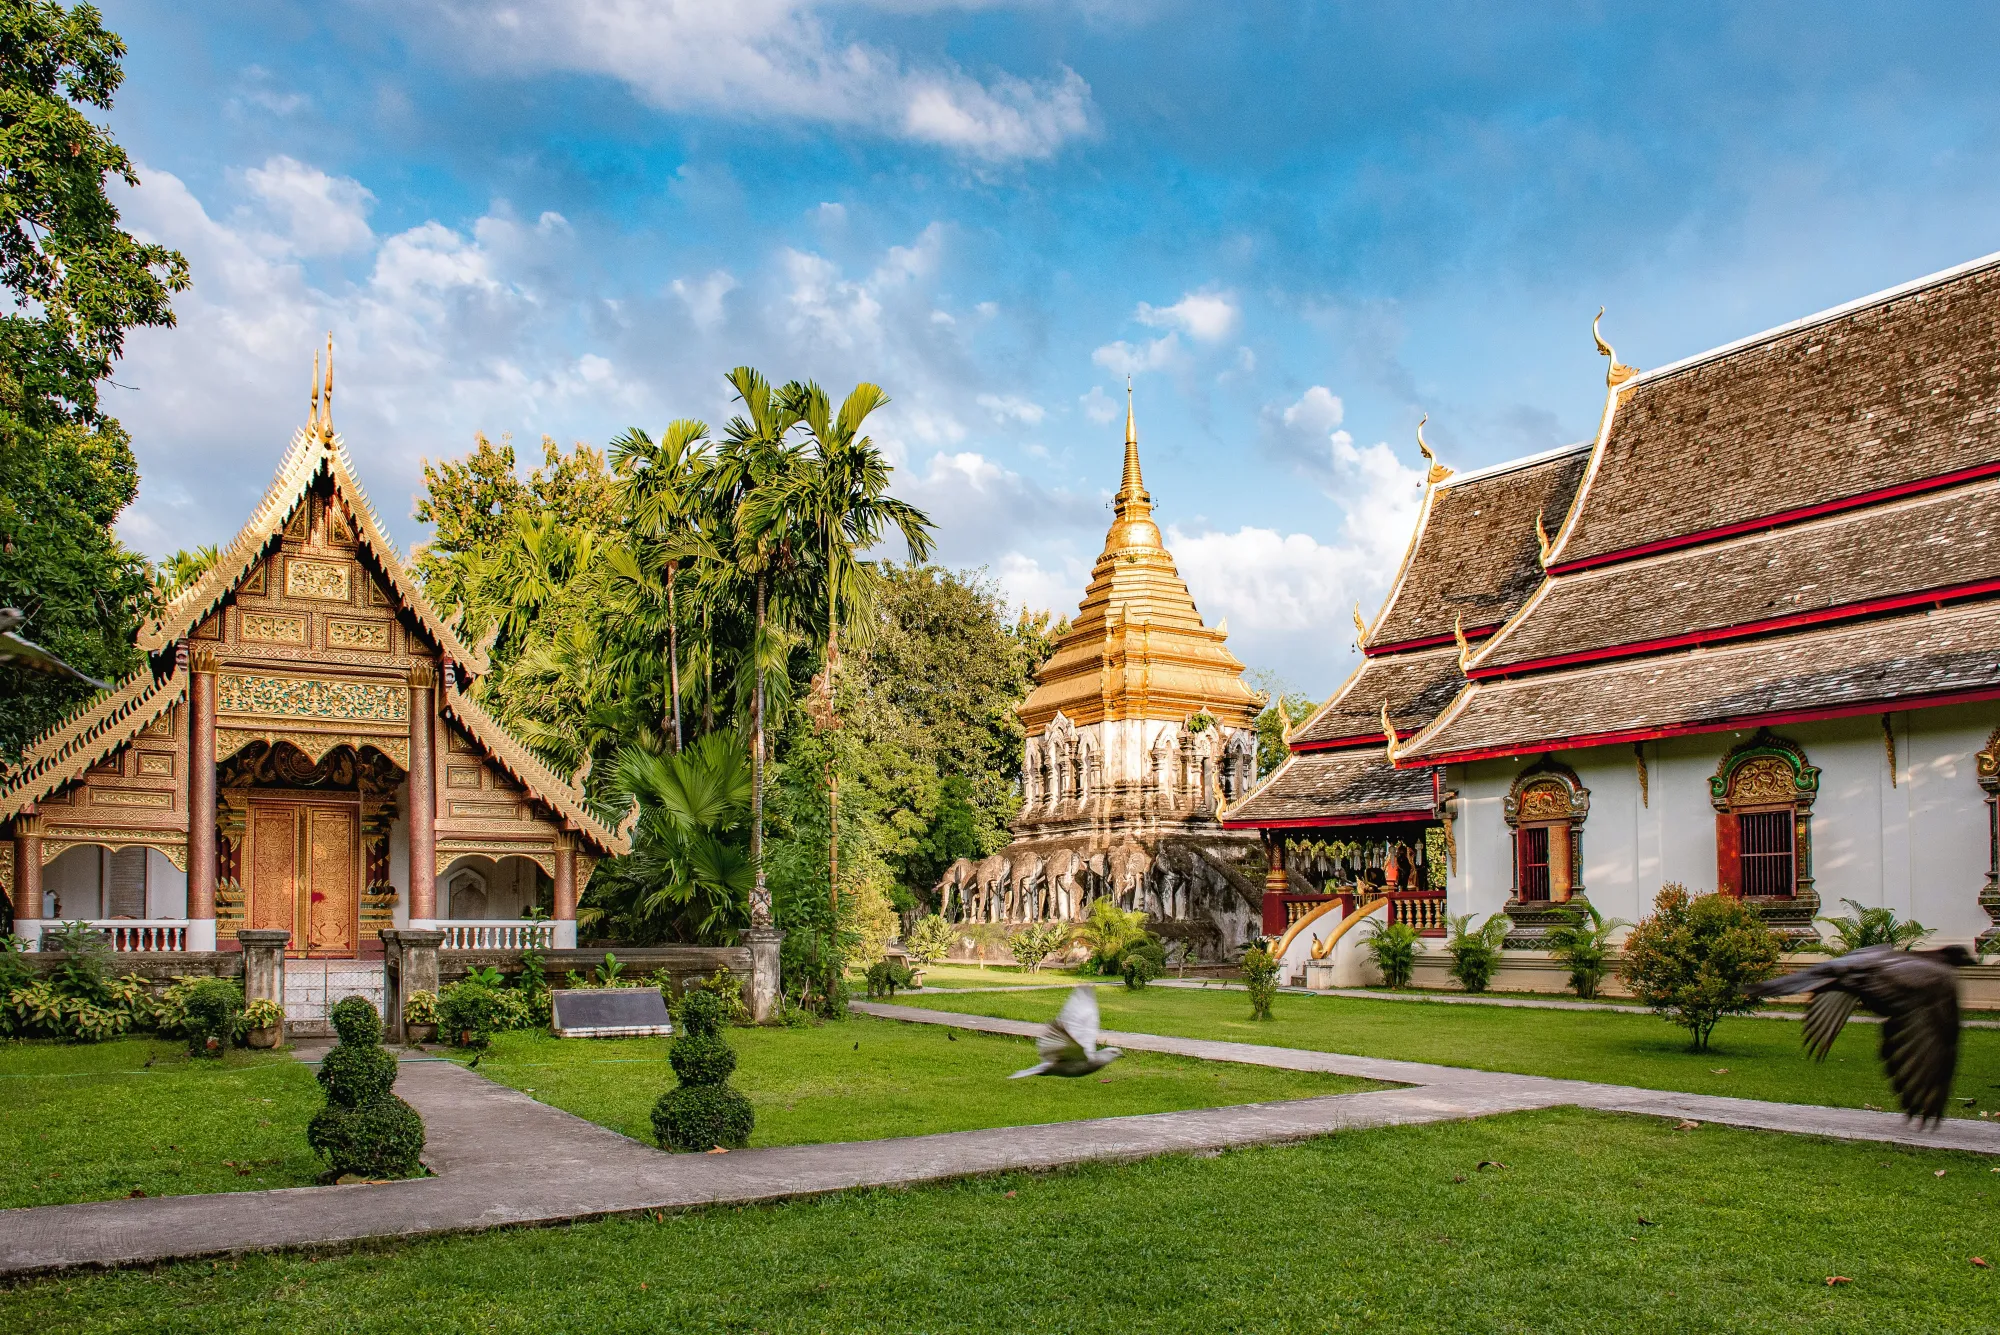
[
  {"left": 1748, "top": 943, "right": 1975, "bottom": 1125},
  {"left": 0, "top": 608, "right": 111, "bottom": 690},
  {"left": 1010, "top": 985, "right": 1122, "bottom": 1078}
]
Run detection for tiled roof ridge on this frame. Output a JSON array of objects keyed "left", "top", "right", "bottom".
[
  {"left": 0, "top": 663, "right": 187, "bottom": 821},
  {"left": 440, "top": 677, "right": 629, "bottom": 857},
  {"left": 1284, "top": 644, "right": 1462, "bottom": 751},
  {"left": 1435, "top": 439, "right": 1591, "bottom": 489}
]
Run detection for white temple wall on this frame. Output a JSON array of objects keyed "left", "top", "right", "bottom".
[
  {"left": 1444, "top": 704, "right": 1994, "bottom": 945},
  {"left": 389, "top": 781, "right": 412, "bottom": 929},
  {"left": 146, "top": 848, "right": 187, "bottom": 919}
]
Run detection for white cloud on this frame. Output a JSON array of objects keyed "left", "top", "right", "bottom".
[
  {"left": 975, "top": 392, "right": 1045, "bottom": 426},
  {"left": 1080, "top": 384, "right": 1118, "bottom": 424},
  {"left": 1092, "top": 331, "right": 1179, "bottom": 375},
  {"left": 1281, "top": 384, "right": 1344, "bottom": 433},
  {"left": 995, "top": 550, "right": 1092, "bottom": 619},
  {"left": 1136, "top": 289, "right": 1240, "bottom": 342},
  {"left": 1166, "top": 527, "right": 1364, "bottom": 633},
  {"left": 670, "top": 269, "right": 739, "bottom": 332},
  {"left": 426, "top": 1, "right": 1094, "bottom": 162},
  {"left": 242, "top": 155, "right": 375, "bottom": 255}
]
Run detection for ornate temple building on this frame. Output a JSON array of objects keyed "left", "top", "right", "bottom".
[
  {"left": 0, "top": 358, "right": 625, "bottom": 960},
  {"left": 1236, "top": 254, "right": 2000, "bottom": 989},
  {"left": 935, "top": 389, "right": 1265, "bottom": 957}
]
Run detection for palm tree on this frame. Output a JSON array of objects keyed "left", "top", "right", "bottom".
[
  {"left": 602, "top": 732, "right": 754, "bottom": 943},
  {"left": 754, "top": 380, "right": 935, "bottom": 910},
  {"left": 609, "top": 420, "right": 711, "bottom": 751},
  {"left": 712, "top": 366, "right": 805, "bottom": 929},
  {"left": 1810, "top": 898, "right": 1933, "bottom": 955}
]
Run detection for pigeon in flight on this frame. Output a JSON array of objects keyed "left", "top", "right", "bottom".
[
  {"left": 1748, "top": 943, "right": 1975, "bottom": 1125},
  {"left": 1011, "top": 985, "right": 1123, "bottom": 1079},
  {"left": 0, "top": 608, "right": 111, "bottom": 690}
]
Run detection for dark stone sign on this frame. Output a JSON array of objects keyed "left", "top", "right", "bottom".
[{"left": 552, "top": 988, "right": 674, "bottom": 1039}]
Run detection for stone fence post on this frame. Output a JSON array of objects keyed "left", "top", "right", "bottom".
[
  {"left": 743, "top": 926, "right": 783, "bottom": 1022},
  {"left": 237, "top": 929, "right": 289, "bottom": 1042},
  {"left": 381, "top": 928, "right": 444, "bottom": 1044}
]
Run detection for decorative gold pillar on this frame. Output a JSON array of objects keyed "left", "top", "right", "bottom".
[
  {"left": 552, "top": 831, "right": 578, "bottom": 949},
  {"left": 408, "top": 661, "right": 438, "bottom": 925},
  {"left": 187, "top": 647, "right": 219, "bottom": 951},
  {"left": 12, "top": 812, "right": 42, "bottom": 949}
]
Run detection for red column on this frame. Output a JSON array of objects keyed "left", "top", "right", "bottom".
[
  {"left": 12, "top": 812, "right": 42, "bottom": 946},
  {"left": 408, "top": 661, "right": 438, "bottom": 924},
  {"left": 187, "top": 647, "right": 218, "bottom": 950}
]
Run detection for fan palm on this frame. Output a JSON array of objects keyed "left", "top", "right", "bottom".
[
  {"left": 604, "top": 732, "right": 755, "bottom": 944},
  {"left": 1543, "top": 901, "right": 1631, "bottom": 999},
  {"left": 1810, "top": 898, "right": 1932, "bottom": 955}
]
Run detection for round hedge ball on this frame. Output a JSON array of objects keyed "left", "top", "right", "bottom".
[
  {"left": 667, "top": 1032, "right": 738, "bottom": 1087},
  {"left": 316, "top": 1042, "right": 397, "bottom": 1107},
  {"left": 651, "top": 1083, "right": 754, "bottom": 1152},
  {"left": 676, "top": 987, "right": 725, "bottom": 1038},
  {"left": 329, "top": 996, "right": 384, "bottom": 1046},
  {"left": 308, "top": 1093, "right": 426, "bottom": 1178}
]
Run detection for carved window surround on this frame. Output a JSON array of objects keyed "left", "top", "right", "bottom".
[
  {"left": 1709, "top": 729, "right": 1820, "bottom": 940},
  {"left": 1499, "top": 758, "right": 1589, "bottom": 948},
  {"left": 1977, "top": 726, "right": 2000, "bottom": 952}
]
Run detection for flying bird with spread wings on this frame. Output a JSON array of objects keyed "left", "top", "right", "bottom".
[
  {"left": 0, "top": 608, "right": 111, "bottom": 690},
  {"left": 1748, "top": 943, "right": 1975, "bottom": 1125},
  {"left": 1011, "top": 986, "right": 1123, "bottom": 1079}
]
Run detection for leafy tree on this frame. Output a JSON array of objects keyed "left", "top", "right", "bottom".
[
  {"left": 0, "top": 1, "right": 190, "bottom": 754},
  {"left": 902, "top": 913, "right": 954, "bottom": 967},
  {"left": 1619, "top": 883, "right": 1783, "bottom": 1052},
  {"left": 153, "top": 544, "right": 217, "bottom": 599},
  {"left": 1247, "top": 669, "right": 1314, "bottom": 778},
  {"left": 1076, "top": 899, "right": 1149, "bottom": 973},
  {"left": 609, "top": 419, "right": 711, "bottom": 750},
  {"left": 1241, "top": 944, "right": 1281, "bottom": 1019},
  {"left": 1007, "top": 921, "right": 1069, "bottom": 972}
]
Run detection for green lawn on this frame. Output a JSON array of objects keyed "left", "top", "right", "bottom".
[
  {"left": 0, "top": 1038, "right": 324, "bottom": 1209},
  {"left": 6, "top": 1108, "right": 1995, "bottom": 1333},
  {"left": 902, "top": 963, "right": 1085, "bottom": 989},
  {"left": 893, "top": 985, "right": 2000, "bottom": 1115},
  {"left": 471, "top": 1013, "right": 1375, "bottom": 1147}
]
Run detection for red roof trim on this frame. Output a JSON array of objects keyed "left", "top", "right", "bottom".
[
  {"left": 1365, "top": 624, "right": 1497, "bottom": 657},
  {"left": 1398, "top": 684, "right": 2000, "bottom": 767},
  {"left": 1223, "top": 808, "right": 1437, "bottom": 832},
  {"left": 1472, "top": 578, "right": 2000, "bottom": 680},
  {"left": 1290, "top": 733, "right": 1392, "bottom": 754},
  {"left": 1546, "top": 460, "right": 2000, "bottom": 576}
]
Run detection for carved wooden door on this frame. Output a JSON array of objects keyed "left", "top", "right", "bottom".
[{"left": 246, "top": 801, "right": 361, "bottom": 957}]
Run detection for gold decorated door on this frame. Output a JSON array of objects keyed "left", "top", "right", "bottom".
[{"left": 246, "top": 801, "right": 360, "bottom": 957}]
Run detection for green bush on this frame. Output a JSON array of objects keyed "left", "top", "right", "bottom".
[
  {"left": 674, "top": 967, "right": 751, "bottom": 1026},
  {"left": 1077, "top": 900, "right": 1149, "bottom": 974},
  {"left": 864, "top": 960, "right": 913, "bottom": 998},
  {"left": 1443, "top": 914, "right": 1511, "bottom": 994},
  {"left": 436, "top": 981, "right": 503, "bottom": 1049},
  {"left": 402, "top": 989, "right": 438, "bottom": 1027},
  {"left": 653, "top": 985, "right": 753, "bottom": 1151},
  {"left": 668, "top": 1032, "right": 739, "bottom": 1085},
  {"left": 1241, "top": 945, "right": 1280, "bottom": 1020},
  {"left": 1007, "top": 922, "right": 1071, "bottom": 972},
  {"left": 1362, "top": 919, "right": 1422, "bottom": 989},
  {"left": 651, "top": 1083, "right": 755, "bottom": 1152},
  {"left": 1545, "top": 902, "right": 1631, "bottom": 1000},
  {"left": 1120, "top": 937, "right": 1166, "bottom": 989},
  {"left": 1808, "top": 898, "right": 1932, "bottom": 955},
  {"left": 902, "top": 913, "right": 954, "bottom": 967},
  {"left": 1620, "top": 883, "right": 1783, "bottom": 1052},
  {"left": 183, "top": 978, "right": 244, "bottom": 1055},
  {"left": 307, "top": 997, "right": 424, "bottom": 1180}
]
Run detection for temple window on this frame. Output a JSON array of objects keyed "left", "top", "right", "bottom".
[
  {"left": 1708, "top": 730, "right": 1819, "bottom": 905},
  {"left": 1502, "top": 760, "right": 1589, "bottom": 906}
]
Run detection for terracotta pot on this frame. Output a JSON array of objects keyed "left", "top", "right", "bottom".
[
  {"left": 246, "top": 1024, "right": 281, "bottom": 1050},
  {"left": 405, "top": 1023, "right": 436, "bottom": 1045}
]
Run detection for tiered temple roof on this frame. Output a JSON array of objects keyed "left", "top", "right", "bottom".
[
  {"left": 1400, "top": 251, "right": 2000, "bottom": 764},
  {"left": 1016, "top": 389, "right": 1261, "bottom": 733},
  {"left": 1226, "top": 440, "right": 1589, "bottom": 829}
]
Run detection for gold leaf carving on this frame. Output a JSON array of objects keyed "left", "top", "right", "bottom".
[
  {"left": 446, "top": 765, "right": 484, "bottom": 789},
  {"left": 1729, "top": 756, "right": 1797, "bottom": 805},
  {"left": 241, "top": 612, "right": 307, "bottom": 645},
  {"left": 326, "top": 618, "right": 390, "bottom": 652},
  {"left": 285, "top": 557, "right": 351, "bottom": 602},
  {"left": 450, "top": 799, "right": 524, "bottom": 821},
  {"left": 92, "top": 788, "right": 173, "bottom": 809},
  {"left": 217, "top": 672, "right": 408, "bottom": 724},
  {"left": 138, "top": 753, "right": 174, "bottom": 777},
  {"left": 1517, "top": 782, "right": 1572, "bottom": 820}
]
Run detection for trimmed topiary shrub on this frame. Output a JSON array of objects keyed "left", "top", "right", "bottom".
[
  {"left": 1241, "top": 945, "right": 1280, "bottom": 1020},
  {"left": 182, "top": 977, "right": 244, "bottom": 1055},
  {"left": 307, "top": 996, "right": 425, "bottom": 1180},
  {"left": 652, "top": 988, "right": 754, "bottom": 1152},
  {"left": 437, "top": 981, "right": 503, "bottom": 1049}
]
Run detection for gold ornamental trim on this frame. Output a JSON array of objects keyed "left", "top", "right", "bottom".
[
  {"left": 240, "top": 612, "right": 307, "bottom": 645},
  {"left": 284, "top": 556, "right": 352, "bottom": 602},
  {"left": 326, "top": 618, "right": 390, "bottom": 652},
  {"left": 438, "top": 844, "right": 557, "bottom": 878},
  {"left": 90, "top": 788, "right": 173, "bottom": 810},
  {"left": 217, "top": 672, "right": 409, "bottom": 725},
  {"left": 0, "top": 844, "right": 12, "bottom": 895},
  {"left": 214, "top": 727, "right": 411, "bottom": 770},
  {"left": 0, "top": 663, "right": 188, "bottom": 823},
  {"left": 39, "top": 829, "right": 188, "bottom": 871}
]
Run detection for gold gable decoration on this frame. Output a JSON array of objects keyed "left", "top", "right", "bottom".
[
  {"left": 0, "top": 663, "right": 188, "bottom": 822},
  {"left": 1016, "top": 384, "right": 1262, "bottom": 733}
]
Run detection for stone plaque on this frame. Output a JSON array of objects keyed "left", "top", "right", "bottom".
[{"left": 552, "top": 988, "right": 673, "bottom": 1039}]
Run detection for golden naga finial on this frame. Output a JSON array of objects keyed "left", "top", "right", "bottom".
[
  {"left": 1453, "top": 612, "right": 1473, "bottom": 673},
  {"left": 1352, "top": 600, "right": 1368, "bottom": 644},
  {"left": 1278, "top": 700, "right": 1294, "bottom": 748},
  {"left": 309, "top": 349, "right": 322, "bottom": 432},
  {"left": 1379, "top": 700, "right": 1399, "bottom": 762},
  {"left": 319, "top": 332, "right": 335, "bottom": 445},
  {"left": 1415, "top": 412, "right": 1452, "bottom": 485},
  {"left": 1535, "top": 507, "right": 1553, "bottom": 568},
  {"left": 1593, "top": 307, "right": 1639, "bottom": 387}
]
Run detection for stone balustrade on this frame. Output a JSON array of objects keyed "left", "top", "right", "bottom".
[
  {"left": 438, "top": 920, "right": 555, "bottom": 951},
  {"left": 78, "top": 920, "right": 190, "bottom": 952}
]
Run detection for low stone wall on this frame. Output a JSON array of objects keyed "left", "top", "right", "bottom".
[
  {"left": 14, "top": 951, "right": 242, "bottom": 986},
  {"left": 440, "top": 946, "right": 752, "bottom": 994}
]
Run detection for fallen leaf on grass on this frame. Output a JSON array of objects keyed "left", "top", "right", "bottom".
[
  {"left": 1452, "top": 1175, "right": 1466, "bottom": 1184},
  {"left": 1709, "top": 1068, "right": 1729, "bottom": 1075},
  {"left": 1099, "top": 1078, "right": 1112, "bottom": 1083},
  {"left": 706, "top": 1146, "right": 729, "bottom": 1155},
  {"left": 126, "top": 1189, "right": 146, "bottom": 1198},
  {"left": 1004, "top": 1191, "right": 1017, "bottom": 1199},
  {"left": 1825, "top": 1276, "right": 1852, "bottom": 1287},
  {"left": 1863, "top": 1103, "right": 1882, "bottom": 1112},
  {"left": 1675, "top": 1119, "right": 1701, "bottom": 1130},
  {"left": 1934, "top": 1169, "right": 1947, "bottom": 1178},
  {"left": 1973, "top": 1258, "right": 1990, "bottom": 1269},
  {"left": 1638, "top": 1217, "right": 1657, "bottom": 1227},
  {"left": 1476, "top": 1161, "right": 1508, "bottom": 1171}
]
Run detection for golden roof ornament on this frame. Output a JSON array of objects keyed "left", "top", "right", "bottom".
[
  {"left": 309, "top": 332, "right": 336, "bottom": 446},
  {"left": 1453, "top": 612, "right": 1473, "bottom": 673},
  {"left": 1593, "top": 307, "right": 1639, "bottom": 388},
  {"left": 1379, "top": 699, "right": 1399, "bottom": 762},
  {"left": 1352, "top": 600, "right": 1368, "bottom": 644},
  {"left": 1535, "top": 508, "right": 1553, "bottom": 568},
  {"left": 1416, "top": 413, "right": 1452, "bottom": 485}
]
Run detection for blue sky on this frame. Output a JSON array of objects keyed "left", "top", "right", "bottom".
[{"left": 98, "top": 1, "right": 2000, "bottom": 697}]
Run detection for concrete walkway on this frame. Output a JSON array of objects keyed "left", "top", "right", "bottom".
[{"left": 5, "top": 1006, "right": 1998, "bottom": 1278}]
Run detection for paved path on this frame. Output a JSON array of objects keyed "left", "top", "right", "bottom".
[{"left": 6, "top": 1006, "right": 1998, "bottom": 1278}]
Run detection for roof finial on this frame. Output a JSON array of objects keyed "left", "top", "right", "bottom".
[
  {"left": 1453, "top": 612, "right": 1473, "bottom": 673},
  {"left": 310, "top": 348, "right": 322, "bottom": 432},
  {"left": 1125, "top": 374, "right": 1136, "bottom": 447},
  {"left": 1379, "top": 700, "right": 1399, "bottom": 762},
  {"left": 1415, "top": 412, "right": 1452, "bottom": 485},
  {"left": 1353, "top": 600, "right": 1367, "bottom": 645},
  {"left": 1113, "top": 374, "right": 1150, "bottom": 524},
  {"left": 1535, "top": 507, "right": 1553, "bottom": 568},
  {"left": 1593, "top": 307, "right": 1639, "bottom": 388},
  {"left": 319, "top": 332, "right": 335, "bottom": 445}
]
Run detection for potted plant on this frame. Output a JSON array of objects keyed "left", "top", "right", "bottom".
[
  {"left": 402, "top": 989, "right": 439, "bottom": 1045},
  {"left": 241, "top": 997, "right": 285, "bottom": 1048}
]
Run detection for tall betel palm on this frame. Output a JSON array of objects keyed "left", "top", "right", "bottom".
[
  {"left": 609, "top": 419, "right": 711, "bottom": 752},
  {"left": 714, "top": 367, "right": 805, "bottom": 928},
  {"left": 758, "top": 381, "right": 934, "bottom": 909}
]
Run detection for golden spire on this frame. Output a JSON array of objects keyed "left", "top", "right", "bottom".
[
  {"left": 308, "top": 333, "right": 336, "bottom": 446},
  {"left": 1416, "top": 413, "right": 1452, "bottom": 485},
  {"left": 1593, "top": 307, "right": 1639, "bottom": 387},
  {"left": 1106, "top": 375, "right": 1160, "bottom": 550}
]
